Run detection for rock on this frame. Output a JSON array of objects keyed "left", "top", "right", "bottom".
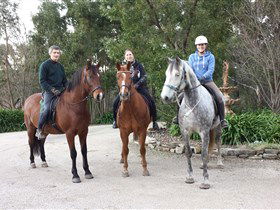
[
  {"left": 191, "top": 145, "right": 201, "bottom": 154},
  {"left": 162, "top": 147, "right": 170, "bottom": 152},
  {"left": 176, "top": 146, "right": 185, "bottom": 154},
  {"left": 167, "top": 142, "right": 178, "bottom": 149},
  {"left": 264, "top": 149, "right": 279, "bottom": 155},
  {"left": 235, "top": 149, "right": 256, "bottom": 156},
  {"left": 156, "top": 141, "right": 161, "bottom": 146},
  {"left": 238, "top": 154, "right": 249, "bottom": 158},
  {"left": 262, "top": 154, "right": 278, "bottom": 159},
  {"left": 249, "top": 155, "right": 263, "bottom": 160},
  {"left": 145, "top": 136, "right": 156, "bottom": 145},
  {"left": 221, "top": 148, "right": 236, "bottom": 156},
  {"left": 256, "top": 149, "right": 264, "bottom": 155},
  {"left": 179, "top": 143, "right": 185, "bottom": 148},
  {"left": 148, "top": 144, "right": 155, "bottom": 149},
  {"left": 170, "top": 149, "right": 176, "bottom": 153}
]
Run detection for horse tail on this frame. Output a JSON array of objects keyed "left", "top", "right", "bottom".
[
  {"left": 208, "top": 129, "right": 215, "bottom": 154},
  {"left": 32, "top": 136, "right": 41, "bottom": 156}
]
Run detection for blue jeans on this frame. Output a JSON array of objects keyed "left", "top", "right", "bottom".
[{"left": 38, "top": 92, "right": 56, "bottom": 129}]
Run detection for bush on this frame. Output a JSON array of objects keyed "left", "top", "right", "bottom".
[
  {"left": 222, "top": 110, "right": 280, "bottom": 145},
  {"left": 94, "top": 112, "right": 114, "bottom": 124},
  {"left": 167, "top": 110, "right": 280, "bottom": 145},
  {"left": 0, "top": 109, "right": 25, "bottom": 133}
]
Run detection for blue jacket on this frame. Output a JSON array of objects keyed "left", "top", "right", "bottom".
[{"left": 188, "top": 50, "right": 215, "bottom": 83}]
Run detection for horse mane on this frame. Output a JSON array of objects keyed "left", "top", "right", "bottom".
[
  {"left": 181, "top": 59, "right": 199, "bottom": 87},
  {"left": 67, "top": 68, "right": 83, "bottom": 92}
]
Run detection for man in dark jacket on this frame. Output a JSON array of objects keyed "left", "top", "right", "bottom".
[
  {"left": 36, "top": 45, "right": 68, "bottom": 139},
  {"left": 112, "top": 49, "right": 159, "bottom": 130}
]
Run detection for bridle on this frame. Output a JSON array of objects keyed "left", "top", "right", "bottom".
[
  {"left": 117, "top": 71, "right": 133, "bottom": 97},
  {"left": 164, "top": 67, "right": 201, "bottom": 93},
  {"left": 68, "top": 67, "right": 103, "bottom": 105}
]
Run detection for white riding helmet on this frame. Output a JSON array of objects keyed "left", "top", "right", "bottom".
[{"left": 195, "top": 35, "right": 208, "bottom": 45}]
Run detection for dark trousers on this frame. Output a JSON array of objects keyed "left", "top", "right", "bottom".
[
  {"left": 203, "top": 81, "right": 225, "bottom": 122},
  {"left": 38, "top": 92, "right": 56, "bottom": 129},
  {"left": 113, "top": 87, "right": 157, "bottom": 122}
]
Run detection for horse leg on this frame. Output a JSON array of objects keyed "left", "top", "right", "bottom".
[
  {"left": 139, "top": 129, "right": 149, "bottom": 176},
  {"left": 181, "top": 130, "right": 194, "bottom": 184},
  {"left": 27, "top": 124, "right": 39, "bottom": 168},
  {"left": 78, "top": 129, "right": 93, "bottom": 179},
  {"left": 39, "top": 138, "right": 48, "bottom": 167},
  {"left": 200, "top": 131, "right": 211, "bottom": 189},
  {"left": 215, "top": 126, "right": 224, "bottom": 168},
  {"left": 120, "top": 129, "right": 129, "bottom": 177},
  {"left": 66, "top": 131, "right": 81, "bottom": 183}
]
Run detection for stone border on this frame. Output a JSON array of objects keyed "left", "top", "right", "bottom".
[{"left": 144, "top": 136, "right": 280, "bottom": 160}]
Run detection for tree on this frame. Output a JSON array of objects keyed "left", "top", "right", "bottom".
[
  {"left": 230, "top": 0, "right": 280, "bottom": 113},
  {"left": 0, "top": 0, "right": 20, "bottom": 108}
]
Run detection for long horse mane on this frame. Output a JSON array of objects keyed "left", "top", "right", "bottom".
[
  {"left": 67, "top": 68, "right": 83, "bottom": 92},
  {"left": 181, "top": 59, "right": 199, "bottom": 86}
]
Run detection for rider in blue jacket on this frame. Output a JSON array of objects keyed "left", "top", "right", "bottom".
[{"left": 188, "top": 35, "right": 228, "bottom": 128}]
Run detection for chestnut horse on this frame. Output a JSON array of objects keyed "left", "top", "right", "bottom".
[
  {"left": 23, "top": 59, "right": 104, "bottom": 183},
  {"left": 116, "top": 62, "right": 151, "bottom": 177}
]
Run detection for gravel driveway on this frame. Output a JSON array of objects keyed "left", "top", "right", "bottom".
[{"left": 0, "top": 125, "right": 279, "bottom": 209}]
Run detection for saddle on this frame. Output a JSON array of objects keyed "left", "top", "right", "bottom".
[{"left": 40, "top": 94, "right": 63, "bottom": 133}]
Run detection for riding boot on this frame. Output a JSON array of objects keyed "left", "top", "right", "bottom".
[
  {"left": 217, "top": 100, "right": 228, "bottom": 128},
  {"left": 112, "top": 120, "right": 118, "bottom": 129}
]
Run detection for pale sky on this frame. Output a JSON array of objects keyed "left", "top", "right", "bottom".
[{"left": 16, "top": 0, "right": 42, "bottom": 33}]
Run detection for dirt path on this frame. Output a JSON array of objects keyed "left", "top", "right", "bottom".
[{"left": 0, "top": 125, "right": 279, "bottom": 209}]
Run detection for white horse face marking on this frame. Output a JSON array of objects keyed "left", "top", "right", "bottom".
[
  {"left": 121, "top": 73, "right": 126, "bottom": 95},
  {"left": 161, "top": 61, "right": 184, "bottom": 103}
]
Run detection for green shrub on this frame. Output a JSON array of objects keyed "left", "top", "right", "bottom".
[
  {"left": 94, "top": 112, "right": 114, "bottom": 124},
  {"left": 0, "top": 109, "right": 25, "bottom": 133},
  {"left": 222, "top": 110, "right": 280, "bottom": 145},
  {"left": 168, "top": 124, "right": 181, "bottom": 136}
]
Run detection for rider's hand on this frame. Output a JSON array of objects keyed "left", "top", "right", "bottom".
[{"left": 51, "top": 88, "right": 61, "bottom": 96}]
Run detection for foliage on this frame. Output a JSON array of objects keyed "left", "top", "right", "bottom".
[
  {"left": 168, "top": 124, "right": 181, "bottom": 136},
  {"left": 229, "top": 0, "right": 280, "bottom": 113},
  {"left": 222, "top": 110, "right": 280, "bottom": 145},
  {"left": 94, "top": 111, "right": 114, "bottom": 124},
  {"left": 0, "top": 109, "right": 25, "bottom": 133}
]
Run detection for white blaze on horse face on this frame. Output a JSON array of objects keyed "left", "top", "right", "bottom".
[
  {"left": 121, "top": 73, "right": 126, "bottom": 95},
  {"left": 161, "top": 64, "right": 178, "bottom": 101}
]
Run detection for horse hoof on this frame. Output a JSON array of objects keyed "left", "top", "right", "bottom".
[
  {"left": 185, "top": 177, "right": 195, "bottom": 184},
  {"left": 199, "top": 183, "right": 210, "bottom": 189},
  {"left": 85, "top": 173, "right": 94, "bottom": 179},
  {"left": 41, "top": 161, "right": 48, "bottom": 168},
  {"left": 72, "top": 177, "right": 81, "bottom": 183},
  {"left": 120, "top": 158, "right": 124, "bottom": 164},
  {"left": 143, "top": 170, "right": 150, "bottom": 176},
  {"left": 122, "top": 171, "right": 129, "bottom": 177},
  {"left": 30, "top": 163, "right": 36, "bottom": 168}
]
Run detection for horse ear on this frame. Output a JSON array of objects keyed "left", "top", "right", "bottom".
[
  {"left": 167, "top": 57, "right": 173, "bottom": 63},
  {"left": 127, "top": 61, "right": 131, "bottom": 71},
  {"left": 116, "top": 63, "right": 121, "bottom": 71},
  {"left": 86, "top": 58, "right": 92, "bottom": 70},
  {"left": 175, "top": 56, "right": 181, "bottom": 64}
]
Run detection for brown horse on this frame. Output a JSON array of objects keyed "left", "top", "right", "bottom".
[
  {"left": 116, "top": 62, "right": 151, "bottom": 177},
  {"left": 23, "top": 59, "right": 104, "bottom": 183}
]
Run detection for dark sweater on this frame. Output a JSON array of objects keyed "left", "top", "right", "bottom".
[{"left": 39, "top": 59, "right": 68, "bottom": 92}]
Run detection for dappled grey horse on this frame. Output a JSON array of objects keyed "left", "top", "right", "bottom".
[{"left": 161, "top": 57, "right": 224, "bottom": 189}]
